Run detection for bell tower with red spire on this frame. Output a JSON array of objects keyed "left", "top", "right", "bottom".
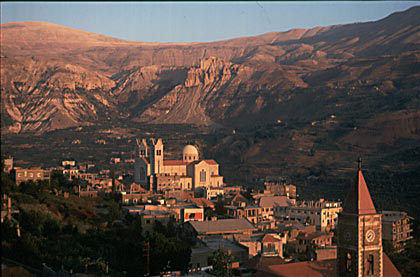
[{"left": 337, "top": 159, "right": 383, "bottom": 276}]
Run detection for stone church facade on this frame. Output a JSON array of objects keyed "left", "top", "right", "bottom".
[{"left": 134, "top": 138, "right": 223, "bottom": 192}]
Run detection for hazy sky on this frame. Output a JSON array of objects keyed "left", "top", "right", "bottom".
[{"left": 1, "top": 1, "right": 419, "bottom": 42}]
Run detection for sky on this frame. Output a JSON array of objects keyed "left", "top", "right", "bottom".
[{"left": 1, "top": 1, "right": 419, "bottom": 43}]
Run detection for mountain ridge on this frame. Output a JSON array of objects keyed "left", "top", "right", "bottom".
[{"left": 1, "top": 6, "right": 420, "bottom": 134}]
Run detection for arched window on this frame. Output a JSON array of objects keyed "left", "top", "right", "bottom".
[
  {"left": 367, "top": 254, "right": 374, "bottom": 275},
  {"left": 200, "top": 170, "right": 206, "bottom": 182},
  {"left": 346, "top": 252, "right": 352, "bottom": 272}
]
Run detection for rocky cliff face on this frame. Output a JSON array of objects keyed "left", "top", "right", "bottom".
[
  {"left": 1, "top": 6, "right": 420, "bottom": 134},
  {"left": 1, "top": 57, "right": 116, "bottom": 133}
]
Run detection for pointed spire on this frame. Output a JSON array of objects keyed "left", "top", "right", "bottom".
[{"left": 342, "top": 159, "right": 377, "bottom": 215}]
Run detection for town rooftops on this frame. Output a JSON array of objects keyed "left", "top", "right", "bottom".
[
  {"left": 189, "top": 218, "right": 256, "bottom": 234},
  {"left": 254, "top": 253, "right": 400, "bottom": 277},
  {"left": 259, "top": 196, "right": 295, "bottom": 208},
  {"left": 342, "top": 167, "right": 377, "bottom": 215}
]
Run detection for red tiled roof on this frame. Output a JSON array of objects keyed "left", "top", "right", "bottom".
[
  {"left": 232, "top": 193, "right": 250, "bottom": 204},
  {"left": 342, "top": 169, "right": 377, "bottom": 215},
  {"left": 189, "top": 197, "right": 215, "bottom": 208},
  {"left": 189, "top": 218, "right": 257, "bottom": 234},
  {"left": 261, "top": 234, "right": 280, "bottom": 243},
  {"left": 203, "top": 159, "right": 218, "bottom": 165},
  {"left": 255, "top": 253, "right": 400, "bottom": 277},
  {"left": 163, "top": 160, "right": 187, "bottom": 166},
  {"left": 264, "top": 259, "right": 336, "bottom": 277}
]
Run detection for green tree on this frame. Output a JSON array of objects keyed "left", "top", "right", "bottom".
[{"left": 209, "top": 249, "right": 234, "bottom": 277}]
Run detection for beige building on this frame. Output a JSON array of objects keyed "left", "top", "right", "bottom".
[
  {"left": 62, "top": 160, "right": 76, "bottom": 167},
  {"left": 296, "top": 232, "right": 334, "bottom": 253},
  {"left": 185, "top": 218, "right": 257, "bottom": 240},
  {"left": 134, "top": 138, "right": 223, "bottom": 191},
  {"left": 3, "top": 157, "right": 13, "bottom": 173},
  {"left": 226, "top": 205, "right": 263, "bottom": 224},
  {"left": 204, "top": 187, "right": 225, "bottom": 200},
  {"left": 264, "top": 182, "right": 297, "bottom": 199},
  {"left": 14, "top": 167, "right": 51, "bottom": 185},
  {"left": 276, "top": 199, "right": 342, "bottom": 231},
  {"left": 381, "top": 211, "right": 413, "bottom": 252}
]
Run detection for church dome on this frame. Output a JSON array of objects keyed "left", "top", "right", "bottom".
[{"left": 183, "top": 145, "right": 199, "bottom": 162}]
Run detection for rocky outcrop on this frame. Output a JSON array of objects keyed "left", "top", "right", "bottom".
[
  {"left": 1, "top": 57, "right": 116, "bottom": 133},
  {"left": 184, "top": 57, "right": 239, "bottom": 87}
]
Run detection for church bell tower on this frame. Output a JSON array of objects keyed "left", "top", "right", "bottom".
[
  {"left": 337, "top": 160, "right": 383, "bottom": 277},
  {"left": 150, "top": 138, "right": 163, "bottom": 174}
]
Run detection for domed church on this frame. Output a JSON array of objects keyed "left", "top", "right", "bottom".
[{"left": 134, "top": 138, "right": 223, "bottom": 192}]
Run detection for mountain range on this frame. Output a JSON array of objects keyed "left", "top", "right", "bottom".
[
  {"left": 1, "top": 6, "right": 419, "bottom": 135},
  {"left": 2, "top": 6, "right": 420, "bottom": 215}
]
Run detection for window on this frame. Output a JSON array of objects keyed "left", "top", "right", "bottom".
[
  {"left": 346, "top": 253, "right": 352, "bottom": 272},
  {"left": 367, "top": 255, "right": 374, "bottom": 274},
  {"left": 200, "top": 169, "right": 206, "bottom": 182},
  {"left": 37, "top": 173, "right": 41, "bottom": 177},
  {"left": 156, "top": 150, "right": 162, "bottom": 156},
  {"left": 140, "top": 150, "right": 145, "bottom": 156}
]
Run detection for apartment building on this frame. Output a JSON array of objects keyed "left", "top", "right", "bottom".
[
  {"left": 14, "top": 167, "right": 51, "bottom": 185},
  {"left": 276, "top": 199, "right": 342, "bottom": 231},
  {"left": 381, "top": 210, "right": 413, "bottom": 252}
]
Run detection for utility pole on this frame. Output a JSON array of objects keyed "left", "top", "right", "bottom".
[{"left": 143, "top": 241, "right": 150, "bottom": 276}]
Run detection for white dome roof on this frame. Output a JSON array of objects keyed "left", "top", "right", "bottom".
[{"left": 183, "top": 145, "right": 199, "bottom": 156}]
